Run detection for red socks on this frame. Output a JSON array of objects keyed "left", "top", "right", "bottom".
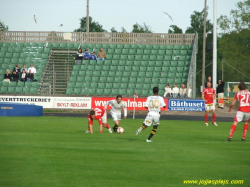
[
  {"left": 212, "top": 115, "right": 216, "bottom": 123},
  {"left": 106, "top": 124, "right": 110, "bottom": 129},
  {"left": 229, "top": 125, "right": 236, "bottom": 138},
  {"left": 204, "top": 115, "right": 208, "bottom": 123},
  {"left": 242, "top": 124, "right": 248, "bottom": 139}
]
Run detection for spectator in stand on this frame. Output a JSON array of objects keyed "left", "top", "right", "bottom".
[
  {"left": 216, "top": 80, "right": 225, "bottom": 109},
  {"left": 21, "top": 64, "right": 28, "bottom": 73},
  {"left": 205, "top": 76, "right": 212, "bottom": 88},
  {"left": 20, "top": 69, "right": 27, "bottom": 82},
  {"left": 28, "top": 64, "right": 36, "bottom": 75},
  {"left": 172, "top": 84, "right": 179, "bottom": 98},
  {"left": 97, "top": 47, "right": 106, "bottom": 60},
  {"left": 27, "top": 69, "right": 34, "bottom": 82},
  {"left": 74, "top": 48, "right": 84, "bottom": 65},
  {"left": 83, "top": 49, "right": 91, "bottom": 60},
  {"left": 163, "top": 84, "right": 172, "bottom": 97},
  {"left": 179, "top": 84, "right": 187, "bottom": 98},
  {"left": 3, "top": 69, "right": 12, "bottom": 83},
  {"left": 91, "top": 52, "right": 97, "bottom": 60},
  {"left": 12, "top": 64, "right": 21, "bottom": 81}
]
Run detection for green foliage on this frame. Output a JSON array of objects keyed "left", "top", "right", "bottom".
[
  {"left": 168, "top": 25, "right": 183, "bottom": 34},
  {"left": 0, "top": 20, "right": 9, "bottom": 31},
  {"left": 110, "top": 27, "right": 118, "bottom": 33},
  {"left": 131, "top": 23, "right": 152, "bottom": 33},
  {"left": 185, "top": 8, "right": 213, "bottom": 92},
  {"left": 74, "top": 17, "right": 106, "bottom": 32},
  {"left": 217, "top": 0, "right": 250, "bottom": 82},
  {"left": 0, "top": 117, "right": 249, "bottom": 187}
]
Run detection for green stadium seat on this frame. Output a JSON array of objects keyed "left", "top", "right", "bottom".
[
  {"left": 128, "top": 83, "right": 136, "bottom": 89},
  {"left": 115, "top": 49, "right": 122, "bottom": 55},
  {"left": 134, "top": 61, "right": 141, "bottom": 66},
  {"left": 95, "top": 65, "right": 102, "bottom": 71},
  {"left": 111, "top": 89, "right": 119, "bottom": 96},
  {"left": 154, "top": 67, "right": 161, "bottom": 72},
  {"left": 73, "top": 88, "right": 81, "bottom": 95},
  {"left": 183, "top": 73, "right": 188, "bottom": 78},
  {"left": 137, "top": 78, "right": 144, "bottom": 83},
  {"left": 158, "top": 50, "right": 165, "bottom": 56},
  {"left": 22, "top": 87, "right": 30, "bottom": 94},
  {"left": 153, "top": 72, "right": 160, "bottom": 78},
  {"left": 159, "top": 79, "right": 167, "bottom": 84},
  {"left": 143, "top": 84, "right": 151, "bottom": 89},
  {"left": 129, "top": 49, "right": 136, "bottom": 55},
  {"left": 113, "top": 55, "right": 121, "bottom": 60},
  {"left": 166, "top": 45, "right": 174, "bottom": 50},
  {"left": 98, "top": 83, "right": 105, "bottom": 89},
  {"left": 106, "top": 83, "right": 112, "bottom": 89},
  {"left": 109, "top": 44, "right": 117, "bottom": 49},
  {"left": 66, "top": 88, "right": 73, "bottom": 95},
  {"left": 137, "top": 50, "right": 143, "bottom": 55},
  {"left": 95, "top": 44, "right": 102, "bottom": 49},
  {"left": 101, "top": 71, "right": 108, "bottom": 77},
  {"left": 168, "top": 73, "right": 175, "bottom": 78},
  {"left": 109, "top": 72, "right": 115, "bottom": 77},
  {"left": 170, "top": 67, "right": 177, "bottom": 73},
  {"left": 83, "top": 82, "right": 90, "bottom": 88},
  {"left": 138, "top": 44, "right": 146, "bottom": 49},
  {"left": 117, "top": 44, "right": 124, "bottom": 49},
  {"left": 2, "top": 81, "right": 10, "bottom": 87},
  {"left": 178, "top": 61, "right": 185, "bottom": 67},
  {"left": 75, "top": 82, "right": 83, "bottom": 88},
  {"left": 182, "top": 78, "right": 188, "bottom": 83},
  {"left": 177, "top": 67, "right": 184, "bottom": 72},
  {"left": 131, "top": 44, "right": 138, "bottom": 49},
  {"left": 166, "top": 50, "right": 172, "bottom": 55},
  {"left": 117, "top": 66, "right": 124, "bottom": 72},
  {"left": 96, "top": 89, "right": 104, "bottom": 96},
  {"left": 129, "top": 78, "right": 136, "bottom": 83},
  {"left": 0, "top": 52, "right": 5, "bottom": 58},
  {"left": 144, "top": 78, "right": 151, "bottom": 84},
  {"left": 1, "top": 47, "right": 8, "bottom": 53},
  {"left": 16, "top": 43, "right": 24, "bottom": 48},
  {"left": 136, "top": 84, "right": 143, "bottom": 89},
  {"left": 114, "top": 77, "right": 120, "bottom": 82},
  {"left": 52, "top": 43, "right": 60, "bottom": 48},
  {"left": 176, "top": 73, "right": 182, "bottom": 78},
  {"left": 44, "top": 48, "right": 51, "bottom": 54},
  {"left": 67, "top": 82, "right": 75, "bottom": 88},
  {"left": 80, "top": 65, "right": 87, "bottom": 71},
  {"left": 67, "top": 43, "right": 74, "bottom": 49},
  {"left": 90, "top": 83, "right": 98, "bottom": 89},
  {"left": 139, "top": 66, "right": 147, "bottom": 72},
  {"left": 127, "top": 89, "right": 134, "bottom": 96},
  {"left": 87, "top": 66, "right": 95, "bottom": 71},
  {"left": 153, "top": 45, "right": 160, "bottom": 50},
  {"left": 164, "top": 56, "right": 171, "bottom": 61},
  {"left": 118, "top": 60, "right": 125, "bottom": 66},
  {"left": 9, "top": 82, "right": 17, "bottom": 87},
  {"left": 187, "top": 50, "right": 193, "bottom": 55},
  {"left": 141, "top": 90, "right": 149, "bottom": 96},
  {"left": 119, "top": 55, "right": 127, "bottom": 61},
  {"left": 122, "top": 77, "right": 129, "bottom": 83},
  {"left": 102, "top": 44, "right": 109, "bottom": 49},
  {"left": 132, "top": 66, "right": 140, "bottom": 72},
  {"left": 111, "top": 60, "right": 118, "bottom": 66},
  {"left": 145, "top": 44, "right": 153, "bottom": 50},
  {"left": 186, "top": 56, "right": 191, "bottom": 61},
  {"left": 106, "top": 55, "right": 113, "bottom": 60},
  {"left": 135, "top": 55, "right": 142, "bottom": 61},
  {"left": 0, "top": 58, "right": 4, "bottom": 64},
  {"left": 185, "top": 61, "right": 191, "bottom": 67},
  {"left": 104, "top": 89, "right": 111, "bottom": 95},
  {"left": 142, "top": 55, "right": 149, "bottom": 61},
  {"left": 5, "top": 53, "right": 12, "bottom": 58},
  {"left": 110, "top": 66, "right": 117, "bottom": 72},
  {"left": 30, "top": 88, "right": 38, "bottom": 94},
  {"left": 151, "top": 50, "right": 158, "bottom": 56},
  {"left": 122, "top": 49, "right": 129, "bottom": 55},
  {"left": 180, "top": 50, "right": 188, "bottom": 55},
  {"left": 113, "top": 83, "right": 119, "bottom": 89},
  {"left": 148, "top": 61, "right": 155, "bottom": 67},
  {"left": 146, "top": 72, "right": 153, "bottom": 78},
  {"left": 124, "top": 66, "right": 132, "bottom": 72},
  {"left": 131, "top": 72, "right": 138, "bottom": 78},
  {"left": 15, "top": 87, "right": 22, "bottom": 94},
  {"left": 156, "top": 56, "right": 163, "bottom": 61},
  {"left": 160, "top": 45, "right": 167, "bottom": 50},
  {"left": 174, "top": 45, "right": 181, "bottom": 50},
  {"left": 141, "top": 61, "right": 148, "bottom": 67},
  {"left": 86, "top": 71, "right": 93, "bottom": 77},
  {"left": 96, "top": 60, "right": 104, "bottom": 66},
  {"left": 144, "top": 49, "right": 151, "bottom": 55},
  {"left": 100, "top": 77, "right": 107, "bottom": 83},
  {"left": 170, "top": 61, "right": 178, "bottom": 67},
  {"left": 0, "top": 87, "right": 8, "bottom": 93},
  {"left": 138, "top": 72, "right": 145, "bottom": 78},
  {"left": 107, "top": 49, "right": 115, "bottom": 54},
  {"left": 175, "top": 78, "right": 182, "bottom": 84},
  {"left": 183, "top": 67, "right": 189, "bottom": 73},
  {"left": 81, "top": 88, "right": 89, "bottom": 95},
  {"left": 119, "top": 89, "right": 127, "bottom": 96},
  {"left": 126, "top": 61, "right": 133, "bottom": 66},
  {"left": 127, "top": 55, "right": 135, "bottom": 61},
  {"left": 151, "top": 79, "right": 158, "bottom": 84},
  {"left": 123, "top": 44, "right": 131, "bottom": 49},
  {"left": 70, "top": 76, "right": 77, "bottom": 82},
  {"left": 8, "top": 47, "right": 15, "bottom": 53}
]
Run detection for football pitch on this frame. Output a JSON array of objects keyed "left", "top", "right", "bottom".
[{"left": 0, "top": 116, "right": 249, "bottom": 187}]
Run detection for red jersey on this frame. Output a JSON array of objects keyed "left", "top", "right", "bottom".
[
  {"left": 88, "top": 107, "right": 105, "bottom": 125},
  {"left": 234, "top": 90, "right": 250, "bottom": 112},
  {"left": 203, "top": 87, "right": 215, "bottom": 104}
]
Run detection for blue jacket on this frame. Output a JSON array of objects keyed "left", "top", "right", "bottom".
[
  {"left": 83, "top": 52, "right": 91, "bottom": 59},
  {"left": 91, "top": 55, "right": 97, "bottom": 60}
]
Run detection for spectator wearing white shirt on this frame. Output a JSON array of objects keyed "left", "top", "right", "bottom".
[
  {"left": 172, "top": 84, "right": 179, "bottom": 98},
  {"left": 179, "top": 84, "right": 187, "bottom": 98},
  {"left": 163, "top": 84, "right": 172, "bottom": 97},
  {"left": 28, "top": 64, "right": 36, "bottom": 75}
]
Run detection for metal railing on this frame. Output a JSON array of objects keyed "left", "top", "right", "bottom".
[
  {"left": 187, "top": 33, "right": 198, "bottom": 98},
  {"left": 0, "top": 31, "right": 196, "bottom": 45}
]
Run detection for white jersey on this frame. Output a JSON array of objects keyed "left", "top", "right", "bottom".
[
  {"left": 105, "top": 100, "right": 127, "bottom": 116},
  {"left": 145, "top": 95, "right": 166, "bottom": 113}
]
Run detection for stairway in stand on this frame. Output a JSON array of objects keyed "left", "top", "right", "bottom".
[{"left": 42, "top": 49, "right": 76, "bottom": 95}]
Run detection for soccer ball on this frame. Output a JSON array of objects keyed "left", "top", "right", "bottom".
[{"left": 117, "top": 127, "right": 124, "bottom": 134}]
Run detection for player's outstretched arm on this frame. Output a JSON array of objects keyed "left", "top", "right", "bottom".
[{"left": 229, "top": 99, "right": 236, "bottom": 112}]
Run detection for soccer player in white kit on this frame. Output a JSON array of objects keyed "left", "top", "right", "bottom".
[
  {"left": 136, "top": 87, "right": 166, "bottom": 142},
  {"left": 105, "top": 95, "right": 127, "bottom": 133}
]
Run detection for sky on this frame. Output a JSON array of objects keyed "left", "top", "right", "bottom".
[{"left": 0, "top": 0, "right": 241, "bottom": 34}]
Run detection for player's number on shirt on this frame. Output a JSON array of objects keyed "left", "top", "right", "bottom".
[
  {"left": 240, "top": 94, "right": 250, "bottom": 106},
  {"left": 95, "top": 108, "right": 102, "bottom": 116},
  {"left": 149, "top": 100, "right": 160, "bottom": 109}
]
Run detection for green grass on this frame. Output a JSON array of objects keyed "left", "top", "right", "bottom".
[{"left": 0, "top": 117, "right": 249, "bottom": 187}]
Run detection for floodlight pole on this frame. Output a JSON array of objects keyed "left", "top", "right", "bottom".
[
  {"left": 86, "top": 0, "right": 90, "bottom": 33},
  {"left": 213, "top": 0, "right": 217, "bottom": 90},
  {"left": 202, "top": 0, "right": 207, "bottom": 90}
]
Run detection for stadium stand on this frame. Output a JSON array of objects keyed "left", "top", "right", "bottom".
[{"left": 0, "top": 40, "right": 194, "bottom": 97}]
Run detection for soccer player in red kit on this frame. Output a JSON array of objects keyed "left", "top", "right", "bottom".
[
  {"left": 202, "top": 81, "right": 218, "bottom": 126},
  {"left": 227, "top": 82, "right": 250, "bottom": 141},
  {"left": 86, "top": 107, "right": 112, "bottom": 133}
]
